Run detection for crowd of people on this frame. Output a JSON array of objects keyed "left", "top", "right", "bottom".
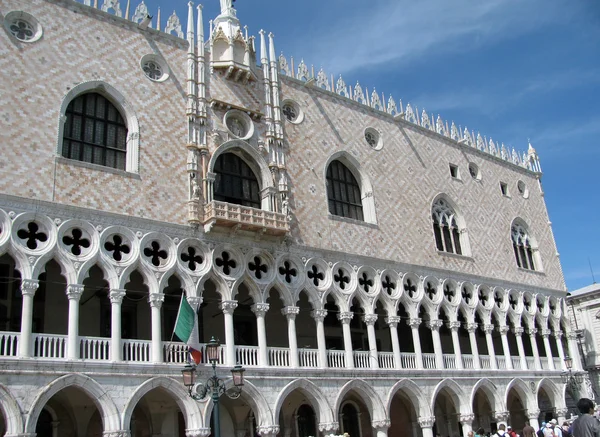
[{"left": 464, "top": 398, "right": 600, "bottom": 437}]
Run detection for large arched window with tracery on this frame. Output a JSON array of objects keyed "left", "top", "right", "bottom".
[
  {"left": 213, "top": 153, "right": 261, "bottom": 208},
  {"left": 432, "top": 198, "right": 463, "bottom": 255},
  {"left": 326, "top": 160, "right": 364, "bottom": 221},
  {"left": 512, "top": 222, "right": 537, "bottom": 270},
  {"left": 62, "top": 93, "right": 128, "bottom": 170}
]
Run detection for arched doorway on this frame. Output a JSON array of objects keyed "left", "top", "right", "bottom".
[
  {"left": 389, "top": 389, "right": 419, "bottom": 437},
  {"left": 129, "top": 386, "right": 185, "bottom": 437},
  {"left": 506, "top": 388, "right": 527, "bottom": 432},
  {"left": 433, "top": 388, "right": 460, "bottom": 437},
  {"left": 472, "top": 389, "right": 494, "bottom": 433}
]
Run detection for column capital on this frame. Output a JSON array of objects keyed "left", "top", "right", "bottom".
[
  {"left": 282, "top": 306, "right": 300, "bottom": 318},
  {"left": 311, "top": 309, "right": 328, "bottom": 321},
  {"left": 447, "top": 321, "right": 461, "bottom": 331},
  {"left": 318, "top": 422, "right": 339, "bottom": 433},
  {"left": 103, "top": 432, "right": 131, "bottom": 437},
  {"left": 567, "top": 331, "right": 578, "bottom": 340},
  {"left": 526, "top": 409, "right": 541, "bottom": 420},
  {"left": 220, "top": 300, "right": 238, "bottom": 314},
  {"left": 541, "top": 329, "right": 552, "bottom": 338},
  {"left": 512, "top": 327, "right": 524, "bottom": 336},
  {"left": 372, "top": 419, "right": 391, "bottom": 430},
  {"left": 555, "top": 408, "right": 569, "bottom": 417},
  {"left": 21, "top": 279, "right": 39, "bottom": 295},
  {"left": 482, "top": 324, "right": 495, "bottom": 334},
  {"left": 337, "top": 311, "right": 353, "bottom": 323},
  {"left": 459, "top": 414, "right": 475, "bottom": 425},
  {"left": 494, "top": 411, "right": 510, "bottom": 422},
  {"left": 251, "top": 302, "right": 270, "bottom": 316},
  {"left": 426, "top": 319, "right": 443, "bottom": 331},
  {"left": 149, "top": 293, "right": 165, "bottom": 308},
  {"left": 418, "top": 416, "right": 435, "bottom": 428},
  {"left": 498, "top": 325, "right": 510, "bottom": 335},
  {"left": 385, "top": 316, "right": 402, "bottom": 327},
  {"left": 256, "top": 425, "right": 280, "bottom": 436},
  {"left": 554, "top": 330, "right": 564, "bottom": 339},
  {"left": 185, "top": 429, "right": 211, "bottom": 437},
  {"left": 66, "top": 284, "right": 85, "bottom": 300},
  {"left": 187, "top": 296, "right": 203, "bottom": 309},
  {"left": 364, "top": 314, "right": 378, "bottom": 326},
  {"left": 466, "top": 322, "right": 478, "bottom": 333},
  {"left": 407, "top": 318, "right": 422, "bottom": 328},
  {"left": 110, "top": 289, "right": 126, "bottom": 304},
  {"left": 528, "top": 328, "right": 538, "bottom": 336}
]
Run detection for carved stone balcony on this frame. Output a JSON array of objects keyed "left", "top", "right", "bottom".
[{"left": 203, "top": 201, "right": 289, "bottom": 236}]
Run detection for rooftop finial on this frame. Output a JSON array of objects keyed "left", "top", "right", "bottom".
[{"left": 219, "top": 0, "right": 235, "bottom": 16}]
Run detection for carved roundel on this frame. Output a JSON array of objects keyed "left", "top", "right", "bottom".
[
  {"left": 224, "top": 110, "right": 254, "bottom": 140},
  {"left": 304, "top": 257, "right": 331, "bottom": 292},
  {"left": 356, "top": 266, "right": 378, "bottom": 296},
  {"left": 4, "top": 11, "right": 43, "bottom": 43},
  {"left": 364, "top": 127, "right": 383, "bottom": 151},
  {"left": 380, "top": 269, "right": 400, "bottom": 299},
  {"left": 99, "top": 226, "right": 138, "bottom": 265},
  {"left": 331, "top": 261, "right": 356, "bottom": 294},
  {"left": 281, "top": 99, "right": 304, "bottom": 124},
  {"left": 492, "top": 287, "right": 507, "bottom": 311},
  {"left": 276, "top": 254, "right": 304, "bottom": 288},
  {"left": 442, "top": 279, "right": 459, "bottom": 306},
  {"left": 177, "top": 239, "right": 209, "bottom": 275},
  {"left": 477, "top": 285, "right": 494, "bottom": 310},
  {"left": 12, "top": 213, "right": 56, "bottom": 254},
  {"left": 508, "top": 291, "right": 522, "bottom": 313},
  {"left": 402, "top": 273, "right": 421, "bottom": 301},
  {"left": 423, "top": 276, "right": 441, "bottom": 303},
  {"left": 212, "top": 245, "right": 243, "bottom": 279},
  {"left": 549, "top": 297, "right": 561, "bottom": 317},
  {"left": 140, "top": 54, "right": 169, "bottom": 82},
  {"left": 460, "top": 282, "right": 476, "bottom": 308},
  {"left": 58, "top": 220, "right": 98, "bottom": 260},
  {"left": 245, "top": 251, "right": 275, "bottom": 283},
  {"left": 139, "top": 232, "right": 176, "bottom": 270},
  {"left": 522, "top": 292, "right": 536, "bottom": 315},
  {"left": 535, "top": 295, "right": 548, "bottom": 316}
]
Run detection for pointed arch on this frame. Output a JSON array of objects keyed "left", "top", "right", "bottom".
[
  {"left": 122, "top": 376, "right": 203, "bottom": 431},
  {"left": 430, "top": 378, "right": 468, "bottom": 414},
  {"left": 118, "top": 263, "right": 158, "bottom": 294},
  {"left": 504, "top": 378, "right": 536, "bottom": 413},
  {"left": 324, "top": 151, "right": 377, "bottom": 224},
  {"left": 431, "top": 194, "right": 470, "bottom": 256},
  {"left": 273, "top": 378, "right": 334, "bottom": 426},
  {"left": 537, "top": 378, "right": 565, "bottom": 410},
  {"left": 203, "top": 379, "right": 272, "bottom": 427},
  {"left": 387, "top": 379, "right": 429, "bottom": 418},
  {"left": 0, "top": 384, "right": 23, "bottom": 436},
  {"left": 510, "top": 218, "right": 542, "bottom": 271},
  {"left": 25, "top": 374, "right": 120, "bottom": 434},
  {"left": 334, "top": 379, "right": 387, "bottom": 422},
  {"left": 470, "top": 378, "right": 505, "bottom": 414}
]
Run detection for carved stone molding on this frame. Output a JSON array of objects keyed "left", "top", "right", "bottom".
[
  {"left": 512, "top": 327, "right": 524, "bottom": 336},
  {"left": 447, "top": 321, "right": 461, "bottom": 331},
  {"left": 427, "top": 319, "right": 443, "bottom": 331},
  {"left": 252, "top": 302, "right": 270, "bottom": 317},
  {"left": 109, "top": 289, "right": 126, "bottom": 304},
  {"left": 494, "top": 411, "right": 509, "bottom": 422},
  {"left": 466, "top": 323, "right": 478, "bottom": 333},
  {"left": 528, "top": 328, "right": 538, "bottom": 336},
  {"left": 21, "top": 279, "right": 39, "bottom": 296},
  {"left": 459, "top": 414, "right": 475, "bottom": 425},
  {"left": 187, "top": 296, "right": 203, "bottom": 309},
  {"left": 408, "top": 318, "right": 422, "bottom": 329},
  {"left": 281, "top": 306, "right": 300, "bottom": 318},
  {"left": 555, "top": 408, "right": 569, "bottom": 417},
  {"left": 185, "top": 429, "right": 211, "bottom": 437},
  {"left": 527, "top": 409, "right": 541, "bottom": 420},
  {"left": 364, "top": 314, "right": 378, "bottom": 326},
  {"left": 372, "top": 419, "right": 391, "bottom": 430},
  {"left": 148, "top": 293, "right": 165, "bottom": 308},
  {"left": 256, "top": 425, "right": 280, "bottom": 436},
  {"left": 541, "top": 329, "right": 552, "bottom": 338},
  {"left": 318, "top": 422, "right": 339, "bottom": 433},
  {"left": 482, "top": 324, "right": 495, "bottom": 334},
  {"left": 385, "top": 316, "right": 401, "bottom": 327},
  {"left": 66, "top": 284, "right": 85, "bottom": 300},
  {"left": 498, "top": 325, "right": 510, "bottom": 335},
  {"left": 311, "top": 309, "right": 328, "bottom": 322},
  {"left": 220, "top": 300, "right": 238, "bottom": 313},
  {"left": 418, "top": 416, "right": 435, "bottom": 428},
  {"left": 337, "top": 312, "right": 354, "bottom": 323}
]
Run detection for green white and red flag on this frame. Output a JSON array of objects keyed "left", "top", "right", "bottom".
[{"left": 174, "top": 295, "right": 202, "bottom": 365}]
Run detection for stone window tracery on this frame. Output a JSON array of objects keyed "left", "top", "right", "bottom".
[
  {"left": 4, "top": 12, "right": 43, "bottom": 43},
  {"left": 432, "top": 198, "right": 463, "bottom": 255},
  {"left": 214, "top": 153, "right": 261, "bottom": 208},
  {"left": 326, "top": 160, "right": 364, "bottom": 221},
  {"left": 62, "top": 93, "right": 128, "bottom": 170},
  {"left": 142, "top": 60, "right": 163, "bottom": 80},
  {"left": 512, "top": 222, "right": 537, "bottom": 271}
]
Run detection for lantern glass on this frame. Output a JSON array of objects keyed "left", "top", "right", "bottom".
[
  {"left": 564, "top": 356, "right": 573, "bottom": 370},
  {"left": 231, "top": 365, "right": 245, "bottom": 387},
  {"left": 182, "top": 365, "right": 196, "bottom": 387},
  {"left": 206, "top": 337, "right": 220, "bottom": 364}
]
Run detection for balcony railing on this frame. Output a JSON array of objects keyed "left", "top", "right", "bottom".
[
  {"left": 203, "top": 201, "right": 289, "bottom": 235},
  {"left": 0, "top": 332, "right": 567, "bottom": 372}
]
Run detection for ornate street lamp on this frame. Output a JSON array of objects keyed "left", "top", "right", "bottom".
[
  {"left": 562, "top": 356, "right": 584, "bottom": 388},
  {"left": 182, "top": 337, "right": 245, "bottom": 437}
]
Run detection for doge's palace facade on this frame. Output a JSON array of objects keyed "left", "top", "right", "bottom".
[{"left": 0, "top": 1, "right": 588, "bottom": 437}]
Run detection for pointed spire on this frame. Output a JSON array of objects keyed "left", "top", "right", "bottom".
[
  {"left": 268, "top": 32, "right": 277, "bottom": 66},
  {"left": 156, "top": 7, "right": 161, "bottom": 31},
  {"left": 125, "top": 0, "right": 130, "bottom": 19},
  {"left": 259, "top": 30, "right": 268, "bottom": 65},
  {"left": 187, "top": 2, "right": 195, "bottom": 48},
  {"left": 197, "top": 4, "right": 204, "bottom": 50}
]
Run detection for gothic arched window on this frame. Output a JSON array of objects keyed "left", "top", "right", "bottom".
[
  {"left": 62, "top": 93, "right": 128, "bottom": 170},
  {"left": 432, "top": 198, "right": 463, "bottom": 255},
  {"left": 214, "top": 153, "right": 261, "bottom": 208},
  {"left": 512, "top": 222, "right": 537, "bottom": 270},
  {"left": 326, "top": 160, "right": 364, "bottom": 221},
  {"left": 296, "top": 404, "right": 317, "bottom": 437}
]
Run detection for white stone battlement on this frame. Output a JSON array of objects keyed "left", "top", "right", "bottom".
[{"left": 277, "top": 53, "right": 542, "bottom": 174}]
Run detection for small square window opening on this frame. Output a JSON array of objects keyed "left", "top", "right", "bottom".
[
  {"left": 449, "top": 164, "right": 459, "bottom": 179},
  {"left": 500, "top": 182, "right": 509, "bottom": 196}
]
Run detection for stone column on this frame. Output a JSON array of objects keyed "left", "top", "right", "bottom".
[
  {"left": 553, "top": 331, "right": 566, "bottom": 370},
  {"left": 483, "top": 324, "right": 498, "bottom": 370},
  {"left": 418, "top": 416, "right": 435, "bottom": 437},
  {"left": 220, "top": 300, "right": 238, "bottom": 367},
  {"left": 448, "top": 321, "right": 463, "bottom": 369},
  {"left": 556, "top": 408, "right": 569, "bottom": 425},
  {"left": 408, "top": 318, "right": 424, "bottom": 369},
  {"left": 466, "top": 323, "right": 481, "bottom": 370},
  {"left": 567, "top": 332, "right": 583, "bottom": 370},
  {"left": 110, "top": 289, "right": 126, "bottom": 362},
  {"left": 312, "top": 309, "right": 328, "bottom": 369},
  {"left": 528, "top": 328, "right": 542, "bottom": 370},
  {"left": 149, "top": 293, "right": 165, "bottom": 363},
  {"left": 364, "top": 314, "right": 379, "bottom": 369},
  {"left": 527, "top": 410, "right": 541, "bottom": 431},
  {"left": 385, "top": 316, "right": 402, "bottom": 369},
  {"left": 427, "top": 319, "right": 444, "bottom": 369},
  {"left": 66, "top": 284, "right": 85, "bottom": 360},
  {"left": 282, "top": 306, "right": 300, "bottom": 368},
  {"left": 339, "top": 312, "right": 354, "bottom": 369},
  {"left": 373, "top": 420, "right": 391, "bottom": 437},
  {"left": 498, "top": 325, "right": 514, "bottom": 369},
  {"left": 19, "top": 279, "right": 39, "bottom": 358},
  {"left": 252, "top": 303, "right": 270, "bottom": 367},
  {"left": 541, "top": 329, "right": 555, "bottom": 370},
  {"left": 459, "top": 414, "right": 475, "bottom": 437},
  {"left": 513, "top": 327, "right": 528, "bottom": 370},
  {"left": 495, "top": 411, "right": 509, "bottom": 428}
]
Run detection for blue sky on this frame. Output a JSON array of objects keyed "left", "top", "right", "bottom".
[{"left": 140, "top": 0, "right": 599, "bottom": 291}]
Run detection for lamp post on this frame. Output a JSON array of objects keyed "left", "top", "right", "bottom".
[
  {"left": 182, "top": 337, "right": 245, "bottom": 437},
  {"left": 562, "top": 356, "right": 584, "bottom": 395}
]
